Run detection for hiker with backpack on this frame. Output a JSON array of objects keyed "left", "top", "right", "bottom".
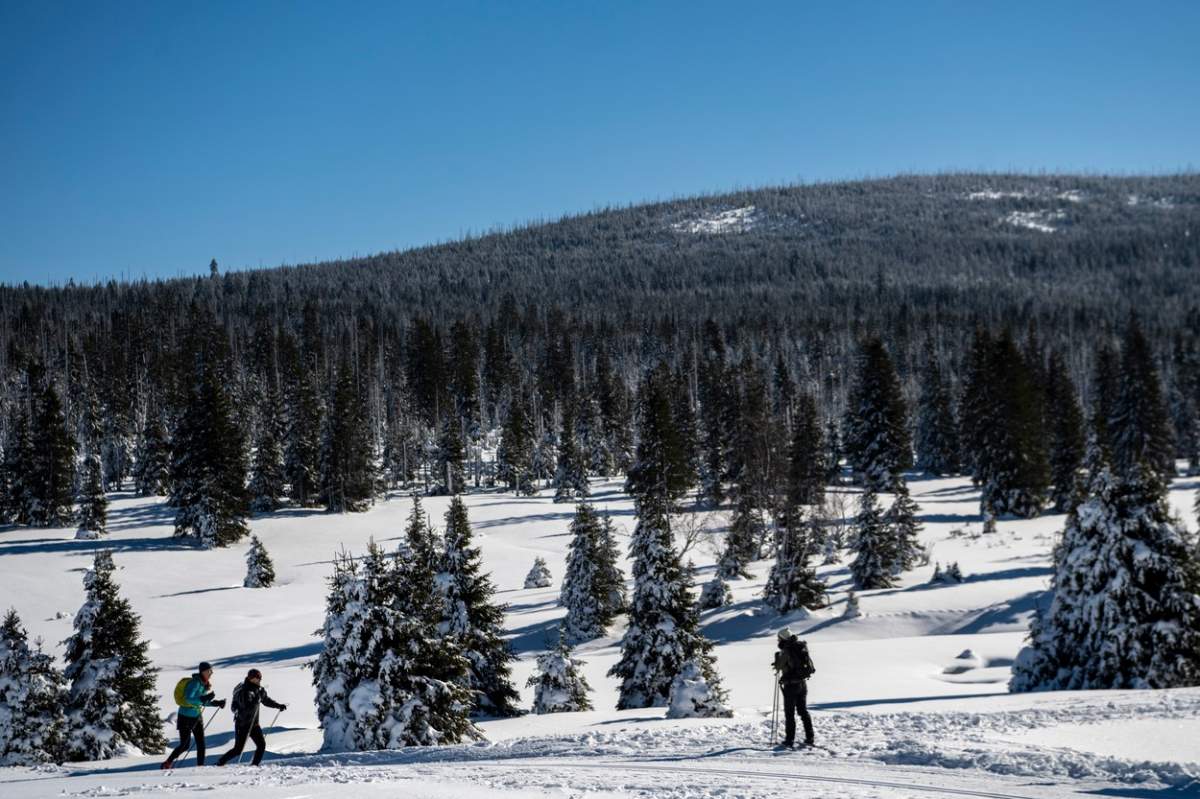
[
  {"left": 217, "top": 668, "right": 287, "bottom": 766},
  {"left": 772, "top": 627, "right": 815, "bottom": 748},
  {"left": 162, "top": 662, "right": 226, "bottom": 768}
]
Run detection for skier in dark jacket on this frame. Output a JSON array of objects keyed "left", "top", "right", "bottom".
[
  {"left": 217, "top": 668, "right": 287, "bottom": 766},
  {"left": 162, "top": 662, "right": 226, "bottom": 768},
  {"left": 773, "top": 628, "right": 815, "bottom": 748}
]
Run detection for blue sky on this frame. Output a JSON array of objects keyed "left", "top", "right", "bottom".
[{"left": 2, "top": 1, "right": 1197, "bottom": 285}]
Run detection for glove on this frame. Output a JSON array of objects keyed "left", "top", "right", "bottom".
[
  {"left": 280, "top": 705, "right": 287, "bottom": 712},
  {"left": 215, "top": 699, "right": 227, "bottom": 709}
]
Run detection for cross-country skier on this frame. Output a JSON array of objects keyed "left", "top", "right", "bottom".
[
  {"left": 162, "top": 662, "right": 226, "bottom": 768},
  {"left": 216, "top": 668, "right": 287, "bottom": 766},
  {"left": 773, "top": 628, "right": 815, "bottom": 748}
]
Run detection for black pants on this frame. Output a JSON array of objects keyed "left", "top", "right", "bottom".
[
  {"left": 218, "top": 722, "right": 266, "bottom": 766},
  {"left": 165, "top": 714, "right": 205, "bottom": 765},
  {"left": 781, "top": 682, "right": 814, "bottom": 745}
]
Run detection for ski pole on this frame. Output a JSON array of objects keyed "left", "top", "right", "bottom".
[
  {"left": 266, "top": 708, "right": 282, "bottom": 731},
  {"left": 239, "top": 702, "right": 261, "bottom": 765},
  {"left": 771, "top": 676, "right": 780, "bottom": 745}
]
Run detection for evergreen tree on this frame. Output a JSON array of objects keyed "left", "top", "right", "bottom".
[
  {"left": 1044, "top": 351, "right": 1086, "bottom": 511},
  {"left": 697, "top": 572, "right": 732, "bottom": 609},
  {"left": 915, "top": 357, "right": 961, "bottom": 475},
  {"left": 1110, "top": 318, "right": 1176, "bottom": 481},
  {"left": 884, "top": 477, "right": 924, "bottom": 572},
  {"left": 319, "top": 366, "right": 377, "bottom": 512},
  {"left": 438, "top": 496, "right": 521, "bottom": 717},
  {"left": 30, "top": 380, "right": 76, "bottom": 527},
  {"left": 824, "top": 415, "right": 843, "bottom": 484},
  {"left": 786, "top": 392, "right": 827, "bottom": 508},
  {"left": 626, "top": 363, "right": 694, "bottom": 507},
  {"left": 0, "top": 609, "right": 67, "bottom": 765},
  {"left": 497, "top": 395, "right": 535, "bottom": 495},
  {"left": 74, "top": 451, "right": 107, "bottom": 540},
  {"left": 527, "top": 631, "right": 593, "bottom": 714},
  {"left": 589, "top": 512, "right": 628, "bottom": 621},
  {"left": 249, "top": 385, "right": 287, "bottom": 512},
  {"left": 62, "top": 551, "right": 165, "bottom": 760},
  {"left": 665, "top": 658, "right": 732, "bottom": 719},
  {"left": 716, "top": 493, "right": 764, "bottom": 579},
  {"left": 284, "top": 370, "right": 323, "bottom": 507},
  {"left": 763, "top": 510, "right": 827, "bottom": 613},
  {"left": 844, "top": 337, "right": 912, "bottom": 491},
  {"left": 523, "top": 556, "right": 553, "bottom": 589},
  {"left": 560, "top": 504, "right": 606, "bottom": 642},
  {"left": 171, "top": 365, "right": 250, "bottom": 548},
  {"left": 1012, "top": 466, "right": 1200, "bottom": 691},
  {"left": 843, "top": 589, "right": 863, "bottom": 618},
  {"left": 697, "top": 338, "right": 730, "bottom": 508},
  {"left": 578, "top": 395, "right": 614, "bottom": 478},
  {"left": 553, "top": 401, "right": 590, "bottom": 502},
  {"left": 434, "top": 416, "right": 466, "bottom": 495},
  {"left": 849, "top": 488, "right": 894, "bottom": 590},
  {"left": 959, "top": 328, "right": 995, "bottom": 481},
  {"left": 132, "top": 412, "right": 170, "bottom": 496},
  {"left": 725, "top": 361, "right": 780, "bottom": 552},
  {"left": 244, "top": 535, "right": 276, "bottom": 588},
  {"left": 2, "top": 404, "right": 36, "bottom": 525}
]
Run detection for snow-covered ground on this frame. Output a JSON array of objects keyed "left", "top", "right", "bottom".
[{"left": 2, "top": 474, "right": 1199, "bottom": 797}]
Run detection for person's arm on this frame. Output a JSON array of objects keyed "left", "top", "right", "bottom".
[
  {"left": 260, "top": 689, "right": 286, "bottom": 711},
  {"left": 185, "top": 679, "right": 214, "bottom": 709}
]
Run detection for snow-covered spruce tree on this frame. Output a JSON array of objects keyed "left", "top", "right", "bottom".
[
  {"left": 930, "top": 562, "right": 964, "bottom": 585},
  {"left": 171, "top": 364, "right": 251, "bottom": 548},
  {"left": 2, "top": 403, "right": 36, "bottom": 525},
  {"left": 849, "top": 487, "right": 895, "bottom": 590},
  {"left": 1011, "top": 465, "right": 1200, "bottom": 692},
  {"left": 579, "top": 396, "right": 614, "bottom": 478},
  {"left": 319, "top": 365, "right": 378, "bottom": 512},
  {"left": 62, "top": 551, "right": 165, "bottom": 760},
  {"left": 527, "top": 631, "right": 593, "bottom": 714},
  {"left": 1044, "top": 351, "right": 1086, "bottom": 511},
  {"left": 697, "top": 340, "right": 731, "bottom": 508},
  {"left": 0, "top": 609, "right": 67, "bottom": 765},
  {"left": 610, "top": 455, "right": 723, "bottom": 710},
  {"left": 1109, "top": 318, "right": 1176, "bottom": 483},
  {"left": 785, "top": 392, "right": 827, "bottom": 507},
  {"left": 284, "top": 370, "right": 323, "bottom": 507},
  {"left": 249, "top": 385, "right": 287, "bottom": 512},
  {"left": 312, "top": 542, "right": 479, "bottom": 750},
  {"left": 843, "top": 589, "right": 862, "bottom": 618},
  {"left": 497, "top": 395, "right": 535, "bottom": 495},
  {"left": 883, "top": 477, "right": 923, "bottom": 572},
  {"left": 716, "top": 492, "right": 764, "bottom": 579},
  {"left": 434, "top": 416, "right": 466, "bottom": 495},
  {"left": 625, "top": 362, "right": 696, "bottom": 507},
  {"left": 132, "top": 411, "right": 170, "bottom": 496},
  {"left": 30, "top": 380, "right": 76, "bottom": 527},
  {"left": 824, "top": 416, "right": 843, "bottom": 484},
  {"left": 75, "top": 451, "right": 107, "bottom": 540},
  {"left": 915, "top": 356, "right": 961, "bottom": 476},
  {"left": 244, "top": 535, "right": 276, "bottom": 588},
  {"left": 560, "top": 503, "right": 624, "bottom": 642},
  {"left": 843, "top": 337, "right": 912, "bottom": 492},
  {"left": 553, "top": 401, "right": 590, "bottom": 503},
  {"left": 438, "top": 496, "right": 520, "bottom": 717},
  {"left": 764, "top": 509, "right": 826, "bottom": 613},
  {"left": 698, "top": 572, "right": 732, "bottom": 609},
  {"left": 596, "top": 513, "right": 628, "bottom": 616},
  {"left": 666, "top": 658, "right": 732, "bottom": 719},
  {"left": 524, "top": 556, "right": 553, "bottom": 589}
]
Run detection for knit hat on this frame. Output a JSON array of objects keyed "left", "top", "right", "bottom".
[
  {"left": 777, "top": 628, "right": 795, "bottom": 641},
  {"left": 247, "top": 668, "right": 262, "bottom": 680},
  {"left": 198, "top": 661, "right": 213, "bottom": 673}
]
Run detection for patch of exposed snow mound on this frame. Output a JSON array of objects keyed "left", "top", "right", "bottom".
[
  {"left": 966, "top": 190, "right": 1032, "bottom": 200},
  {"left": 1004, "top": 209, "right": 1066, "bottom": 233},
  {"left": 672, "top": 206, "right": 760, "bottom": 234}
]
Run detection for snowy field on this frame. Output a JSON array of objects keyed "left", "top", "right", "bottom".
[{"left": 2, "top": 475, "right": 1199, "bottom": 797}]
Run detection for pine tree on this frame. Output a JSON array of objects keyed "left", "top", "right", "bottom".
[
  {"left": 716, "top": 493, "right": 764, "bottom": 579},
  {"left": 824, "top": 416, "right": 843, "bottom": 484},
  {"left": 2, "top": 403, "right": 36, "bottom": 525},
  {"left": 523, "top": 556, "right": 553, "bottom": 589},
  {"left": 74, "top": 451, "right": 107, "bottom": 540},
  {"left": 626, "top": 363, "right": 694, "bottom": 507},
  {"left": 249, "top": 385, "right": 286, "bottom": 512},
  {"left": 595, "top": 513, "right": 628, "bottom": 617},
  {"left": 0, "top": 609, "right": 67, "bottom": 765},
  {"left": 843, "top": 337, "right": 912, "bottom": 492},
  {"left": 884, "top": 477, "right": 923, "bottom": 572},
  {"left": 284, "top": 370, "right": 323, "bottom": 507},
  {"left": 1011, "top": 465, "right": 1200, "bottom": 692},
  {"left": 609, "top": 482, "right": 722, "bottom": 709},
  {"left": 725, "top": 361, "right": 780, "bottom": 553},
  {"left": 763, "top": 510, "right": 827, "bottom": 613},
  {"left": 1110, "top": 318, "right": 1176, "bottom": 482},
  {"left": 497, "top": 395, "right": 535, "bottom": 495},
  {"left": 915, "top": 357, "right": 961, "bottom": 475},
  {"left": 30, "top": 380, "right": 76, "bottom": 527},
  {"left": 319, "top": 366, "right": 377, "bottom": 512},
  {"left": 244, "top": 535, "right": 276, "bottom": 588},
  {"left": 849, "top": 488, "right": 894, "bottom": 590},
  {"left": 560, "top": 504, "right": 605, "bottom": 641},
  {"left": 62, "top": 551, "right": 165, "bottom": 760},
  {"left": 527, "top": 631, "right": 593, "bottom": 714},
  {"left": 843, "top": 589, "right": 862, "bottom": 618},
  {"left": 132, "top": 412, "right": 170, "bottom": 496},
  {"left": 959, "top": 328, "right": 994, "bottom": 481},
  {"left": 553, "top": 401, "right": 590, "bottom": 502},
  {"left": 171, "top": 365, "right": 250, "bottom": 548},
  {"left": 1045, "top": 351, "right": 1086, "bottom": 511},
  {"left": 697, "top": 572, "right": 732, "bottom": 609},
  {"left": 438, "top": 496, "right": 521, "bottom": 717},
  {"left": 665, "top": 658, "right": 732, "bottom": 719},
  {"left": 434, "top": 416, "right": 466, "bottom": 495},
  {"left": 786, "top": 392, "right": 827, "bottom": 508}
]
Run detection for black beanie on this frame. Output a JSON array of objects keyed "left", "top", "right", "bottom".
[
  {"left": 247, "top": 668, "right": 262, "bottom": 680},
  {"left": 199, "top": 661, "right": 213, "bottom": 672}
]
